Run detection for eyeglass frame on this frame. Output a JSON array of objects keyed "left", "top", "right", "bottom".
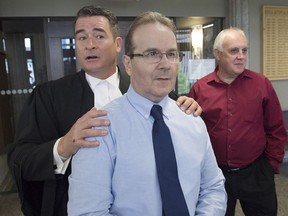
[{"left": 128, "top": 49, "right": 184, "bottom": 64}]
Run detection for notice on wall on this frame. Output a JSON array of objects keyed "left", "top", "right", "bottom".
[
  {"left": 263, "top": 6, "right": 288, "bottom": 80},
  {"left": 188, "top": 59, "right": 215, "bottom": 80}
]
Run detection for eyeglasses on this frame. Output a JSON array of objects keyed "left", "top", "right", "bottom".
[{"left": 129, "top": 50, "right": 184, "bottom": 64}]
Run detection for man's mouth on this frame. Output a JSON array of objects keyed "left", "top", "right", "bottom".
[
  {"left": 235, "top": 62, "right": 244, "bottom": 65},
  {"left": 86, "top": 55, "right": 99, "bottom": 60},
  {"left": 156, "top": 77, "right": 170, "bottom": 81}
]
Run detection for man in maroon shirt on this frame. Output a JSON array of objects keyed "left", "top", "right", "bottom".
[{"left": 189, "top": 27, "right": 287, "bottom": 216}]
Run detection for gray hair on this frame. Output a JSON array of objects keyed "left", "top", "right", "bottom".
[{"left": 213, "top": 27, "right": 247, "bottom": 51}]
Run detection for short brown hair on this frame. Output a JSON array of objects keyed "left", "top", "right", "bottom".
[{"left": 125, "top": 11, "right": 176, "bottom": 55}]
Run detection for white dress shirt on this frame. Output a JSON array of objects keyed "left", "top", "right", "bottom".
[{"left": 85, "top": 71, "right": 122, "bottom": 109}]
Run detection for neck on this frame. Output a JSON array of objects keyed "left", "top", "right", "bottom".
[
  {"left": 217, "top": 71, "right": 237, "bottom": 84},
  {"left": 87, "top": 66, "right": 117, "bottom": 80}
]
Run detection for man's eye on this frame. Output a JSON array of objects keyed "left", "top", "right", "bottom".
[
  {"left": 95, "top": 35, "right": 104, "bottom": 39},
  {"left": 230, "top": 49, "right": 238, "bottom": 54},
  {"left": 167, "top": 52, "right": 177, "bottom": 58},
  {"left": 77, "top": 36, "right": 86, "bottom": 41},
  {"left": 146, "top": 51, "right": 159, "bottom": 57}
]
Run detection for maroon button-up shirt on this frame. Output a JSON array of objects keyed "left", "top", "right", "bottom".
[{"left": 189, "top": 68, "right": 287, "bottom": 173}]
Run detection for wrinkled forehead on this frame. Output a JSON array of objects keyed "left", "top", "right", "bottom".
[{"left": 75, "top": 16, "right": 111, "bottom": 32}]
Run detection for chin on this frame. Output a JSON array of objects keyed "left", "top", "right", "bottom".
[{"left": 156, "top": 89, "right": 172, "bottom": 98}]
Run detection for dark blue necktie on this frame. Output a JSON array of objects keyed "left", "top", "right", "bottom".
[{"left": 150, "top": 104, "right": 190, "bottom": 216}]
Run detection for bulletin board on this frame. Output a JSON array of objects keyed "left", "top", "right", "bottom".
[{"left": 262, "top": 5, "right": 288, "bottom": 80}]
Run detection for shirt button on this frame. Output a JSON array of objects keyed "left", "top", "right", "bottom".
[{"left": 228, "top": 128, "right": 232, "bottom": 132}]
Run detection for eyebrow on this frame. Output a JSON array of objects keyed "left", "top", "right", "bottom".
[
  {"left": 75, "top": 27, "right": 106, "bottom": 36},
  {"left": 143, "top": 48, "right": 178, "bottom": 52}
]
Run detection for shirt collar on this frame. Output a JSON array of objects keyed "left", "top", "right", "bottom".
[
  {"left": 85, "top": 68, "right": 120, "bottom": 90},
  {"left": 125, "top": 86, "right": 170, "bottom": 120},
  {"left": 206, "top": 66, "right": 251, "bottom": 84}
]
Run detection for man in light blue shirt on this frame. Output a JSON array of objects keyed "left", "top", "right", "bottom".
[{"left": 68, "top": 11, "right": 227, "bottom": 216}]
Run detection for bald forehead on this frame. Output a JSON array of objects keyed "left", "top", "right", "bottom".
[{"left": 223, "top": 30, "right": 247, "bottom": 46}]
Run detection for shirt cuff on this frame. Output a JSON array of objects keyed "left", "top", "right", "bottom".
[{"left": 53, "top": 138, "right": 71, "bottom": 174}]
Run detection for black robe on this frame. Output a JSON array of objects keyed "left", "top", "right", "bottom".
[{"left": 7, "top": 70, "right": 129, "bottom": 216}]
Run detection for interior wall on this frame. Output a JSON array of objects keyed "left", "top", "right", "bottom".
[
  {"left": 0, "top": 0, "right": 226, "bottom": 17},
  {"left": 248, "top": 0, "right": 288, "bottom": 110},
  {"left": 0, "top": 0, "right": 287, "bottom": 111}
]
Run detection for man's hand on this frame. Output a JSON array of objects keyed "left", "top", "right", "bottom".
[
  {"left": 58, "top": 107, "right": 109, "bottom": 158},
  {"left": 176, "top": 96, "right": 202, "bottom": 116}
]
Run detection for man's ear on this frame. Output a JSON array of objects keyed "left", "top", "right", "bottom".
[
  {"left": 122, "top": 55, "right": 132, "bottom": 76},
  {"left": 115, "top": 37, "right": 122, "bottom": 53},
  {"left": 214, "top": 49, "right": 221, "bottom": 61}
]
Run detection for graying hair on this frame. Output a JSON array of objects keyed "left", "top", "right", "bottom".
[{"left": 213, "top": 27, "right": 247, "bottom": 51}]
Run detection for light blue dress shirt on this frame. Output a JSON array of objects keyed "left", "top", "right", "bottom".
[{"left": 68, "top": 86, "right": 227, "bottom": 216}]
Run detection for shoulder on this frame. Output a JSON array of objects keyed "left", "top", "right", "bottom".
[
  {"left": 34, "top": 71, "right": 87, "bottom": 95},
  {"left": 167, "top": 99, "right": 203, "bottom": 123},
  {"left": 49, "top": 71, "right": 85, "bottom": 88},
  {"left": 244, "top": 69, "right": 264, "bottom": 79},
  {"left": 192, "top": 72, "right": 216, "bottom": 90},
  {"left": 167, "top": 99, "right": 208, "bottom": 136},
  {"left": 103, "top": 96, "right": 128, "bottom": 119},
  {"left": 189, "top": 72, "right": 215, "bottom": 96},
  {"left": 243, "top": 69, "right": 273, "bottom": 87}
]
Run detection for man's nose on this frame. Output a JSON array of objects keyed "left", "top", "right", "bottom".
[
  {"left": 159, "top": 53, "right": 170, "bottom": 63},
  {"left": 237, "top": 50, "right": 246, "bottom": 58},
  {"left": 86, "top": 37, "right": 96, "bottom": 49}
]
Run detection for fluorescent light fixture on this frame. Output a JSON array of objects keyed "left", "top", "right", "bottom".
[{"left": 202, "top": 24, "right": 214, "bottom": 29}]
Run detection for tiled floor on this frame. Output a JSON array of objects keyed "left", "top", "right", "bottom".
[
  {"left": 0, "top": 163, "right": 287, "bottom": 216},
  {"left": 0, "top": 191, "right": 22, "bottom": 216}
]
